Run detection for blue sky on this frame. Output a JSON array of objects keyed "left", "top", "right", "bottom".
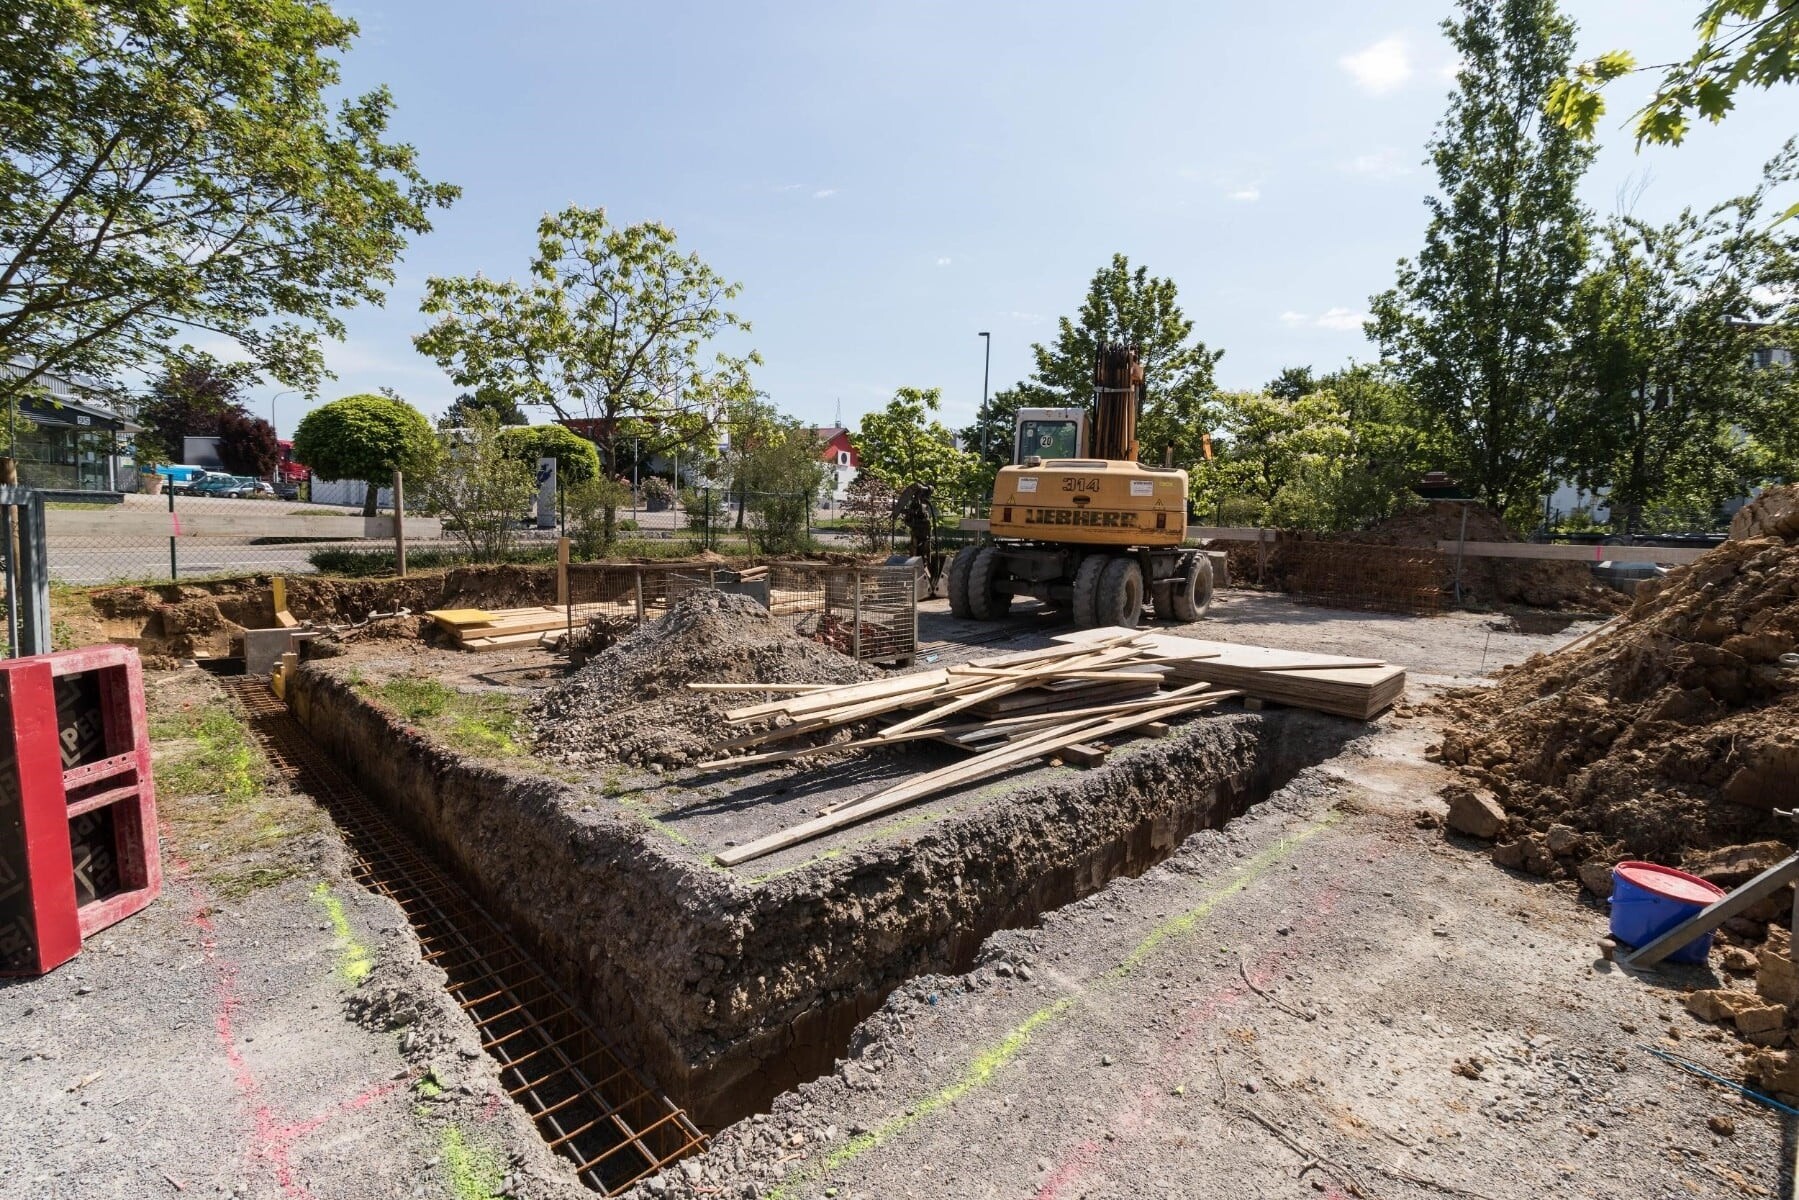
[{"left": 242, "top": 0, "right": 1797, "bottom": 439}]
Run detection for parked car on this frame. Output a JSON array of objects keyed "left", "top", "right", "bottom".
[
  {"left": 154, "top": 464, "right": 208, "bottom": 493},
  {"left": 192, "top": 471, "right": 253, "bottom": 498}
]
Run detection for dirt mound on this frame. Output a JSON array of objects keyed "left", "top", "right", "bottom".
[
  {"left": 1353, "top": 502, "right": 1624, "bottom": 611},
  {"left": 533, "top": 590, "right": 873, "bottom": 769},
  {"left": 1436, "top": 498, "right": 1799, "bottom": 886}
]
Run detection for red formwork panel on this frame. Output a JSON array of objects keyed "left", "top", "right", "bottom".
[{"left": 0, "top": 645, "right": 159, "bottom": 976}]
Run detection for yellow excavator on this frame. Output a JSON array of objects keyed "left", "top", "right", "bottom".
[{"left": 948, "top": 343, "right": 1213, "bottom": 628}]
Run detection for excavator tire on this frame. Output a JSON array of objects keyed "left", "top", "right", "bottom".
[
  {"left": 1071, "top": 554, "right": 1109, "bottom": 628},
  {"left": 1098, "top": 557, "right": 1144, "bottom": 629},
  {"left": 947, "top": 545, "right": 978, "bottom": 618},
  {"left": 968, "top": 546, "right": 1011, "bottom": 621},
  {"left": 1152, "top": 577, "right": 1176, "bottom": 622},
  {"left": 1172, "top": 551, "right": 1214, "bottom": 622}
]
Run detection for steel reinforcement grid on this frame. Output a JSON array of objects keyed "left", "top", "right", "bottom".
[{"left": 219, "top": 675, "right": 705, "bottom": 1194}]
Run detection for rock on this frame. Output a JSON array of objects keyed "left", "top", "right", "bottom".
[
  {"left": 1545, "top": 824, "right": 1583, "bottom": 857},
  {"left": 1759, "top": 936, "right": 1799, "bottom": 1008},
  {"left": 1492, "top": 839, "right": 1528, "bottom": 870},
  {"left": 1720, "top": 946, "right": 1760, "bottom": 974},
  {"left": 1708, "top": 1115, "right": 1737, "bottom": 1137},
  {"left": 1577, "top": 861, "right": 1615, "bottom": 898},
  {"left": 1749, "top": 1048, "right": 1799, "bottom": 1094},
  {"left": 1734, "top": 1003, "right": 1789, "bottom": 1035},
  {"left": 1444, "top": 785, "right": 1507, "bottom": 839},
  {"left": 1684, "top": 841, "right": 1793, "bottom": 889},
  {"left": 1684, "top": 988, "right": 1761, "bottom": 1023},
  {"left": 1745, "top": 1027, "right": 1789, "bottom": 1047}
]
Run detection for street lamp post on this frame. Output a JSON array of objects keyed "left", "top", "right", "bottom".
[{"left": 978, "top": 331, "right": 992, "bottom": 461}]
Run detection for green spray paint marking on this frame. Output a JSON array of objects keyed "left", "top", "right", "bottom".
[
  {"left": 310, "top": 883, "right": 372, "bottom": 983},
  {"left": 441, "top": 1125, "right": 505, "bottom": 1200},
  {"left": 767, "top": 811, "right": 1340, "bottom": 1199}
]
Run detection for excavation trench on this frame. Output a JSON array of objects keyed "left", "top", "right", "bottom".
[{"left": 284, "top": 657, "right": 1359, "bottom": 1134}]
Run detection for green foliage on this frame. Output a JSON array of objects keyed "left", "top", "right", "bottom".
[
  {"left": 0, "top": 0, "right": 457, "bottom": 408},
  {"left": 306, "top": 544, "right": 558, "bottom": 576},
  {"left": 740, "top": 420, "right": 827, "bottom": 555},
  {"left": 1562, "top": 148, "right": 1799, "bottom": 532},
  {"left": 292, "top": 393, "right": 437, "bottom": 515},
  {"left": 495, "top": 422, "right": 601, "bottom": 486},
  {"left": 415, "top": 205, "right": 757, "bottom": 543},
  {"left": 565, "top": 475, "right": 633, "bottom": 559},
  {"left": 440, "top": 1126, "right": 505, "bottom": 1200},
  {"left": 854, "top": 387, "right": 978, "bottom": 503},
  {"left": 957, "top": 381, "right": 1060, "bottom": 477},
  {"left": 1028, "top": 254, "right": 1222, "bottom": 469},
  {"left": 1191, "top": 390, "right": 1351, "bottom": 525},
  {"left": 419, "top": 414, "right": 536, "bottom": 563},
  {"left": 440, "top": 389, "right": 527, "bottom": 429},
  {"left": 1369, "top": 0, "right": 1593, "bottom": 516},
  {"left": 371, "top": 677, "right": 527, "bottom": 758},
  {"left": 1550, "top": 3, "right": 1799, "bottom": 154},
  {"left": 1265, "top": 366, "right": 1318, "bottom": 402}
]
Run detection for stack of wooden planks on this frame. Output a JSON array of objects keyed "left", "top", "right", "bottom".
[
  {"left": 427, "top": 604, "right": 614, "bottom": 652},
  {"left": 1053, "top": 629, "right": 1405, "bottom": 720},
  {"left": 690, "top": 634, "right": 1241, "bottom": 866}
]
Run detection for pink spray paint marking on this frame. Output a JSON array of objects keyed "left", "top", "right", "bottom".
[
  {"left": 1033, "top": 877, "right": 1355, "bottom": 1200},
  {"left": 168, "top": 849, "right": 406, "bottom": 1198}
]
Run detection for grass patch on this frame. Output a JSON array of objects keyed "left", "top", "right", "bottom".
[
  {"left": 441, "top": 1126, "right": 505, "bottom": 1200},
  {"left": 367, "top": 675, "right": 528, "bottom": 758},
  {"left": 153, "top": 705, "right": 269, "bottom": 801}
]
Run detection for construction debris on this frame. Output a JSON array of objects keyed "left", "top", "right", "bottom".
[
  {"left": 700, "top": 634, "right": 1241, "bottom": 866},
  {"left": 1054, "top": 628, "right": 1405, "bottom": 719},
  {"left": 427, "top": 603, "right": 621, "bottom": 651}
]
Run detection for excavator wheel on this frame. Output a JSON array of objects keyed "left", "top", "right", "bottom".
[
  {"left": 1071, "top": 554, "right": 1109, "bottom": 628},
  {"left": 1097, "top": 557, "right": 1144, "bottom": 629},
  {"left": 947, "top": 545, "right": 978, "bottom": 618},
  {"left": 968, "top": 546, "right": 1011, "bottom": 620},
  {"left": 1172, "top": 551, "right": 1214, "bottom": 622}
]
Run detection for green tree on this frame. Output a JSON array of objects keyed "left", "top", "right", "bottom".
[
  {"left": 418, "top": 414, "right": 535, "bottom": 562},
  {"left": 1192, "top": 390, "right": 1352, "bottom": 525},
  {"left": 957, "top": 381, "right": 1061, "bottom": 490},
  {"left": 1027, "top": 254, "right": 1222, "bottom": 469},
  {"left": 1563, "top": 147, "right": 1799, "bottom": 531},
  {"left": 1370, "top": 0, "right": 1593, "bottom": 521},
  {"left": 740, "top": 420, "right": 827, "bottom": 555},
  {"left": 440, "top": 390, "right": 527, "bottom": 429},
  {"left": 1549, "top": 1, "right": 1799, "bottom": 158},
  {"left": 0, "top": 0, "right": 457, "bottom": 418},
  {"left": 135, "top": 353, "right": 259, "bottom": 462},
  {"left": 853, "top": 387, "right": 977, "bottom": 501},
  {"left": 496, "top": 424, "right": 601, "bottom": 487},
  {"left": 415, "top": 206, "right": 756, "bottom": 543},
  {"left": 1265, "top": 366, "right": 1318, "bottom": 402},
  {"left": 717, "top": 396, "right": 785, "bottom": 530},
  {"left": 292, "top": 393, "right": 436, "bottom": 515}
]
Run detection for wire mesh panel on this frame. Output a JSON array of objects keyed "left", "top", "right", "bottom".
[
  {"left": 1283, "top": 541, "right": 1444, "bottom": 615},
  {"left": 766, "top": 562, "right": 917, "bottom": 663},
  {"left": 565, "top": 564, "right": 719, "bottom": 623}
]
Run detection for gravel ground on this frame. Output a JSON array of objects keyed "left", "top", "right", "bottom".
[{"left": 0, "top": 668, "right": 584, "bottom": 1200}]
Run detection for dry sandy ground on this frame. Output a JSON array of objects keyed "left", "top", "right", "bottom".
[{"left": 8, "top": 591, "right": 1782, "bottom": 1200}]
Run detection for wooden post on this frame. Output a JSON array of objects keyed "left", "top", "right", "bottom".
[
  {"left": 556, "top": 537, "right": 570, "bottom": 607},
  {"left": 1256, "top": 528, "right": 1267, "bottom": 585},
  {"left": 392, "top": 470, "right": 407, "bottom": 578},
  {"left": 1453, "top": 502, "right": 1469, "bottom": 606},
  {"left": 633, "top": 568, "right": 645, "bottom": 625},
  {"left": 852, "top": 567, "right": 863, "bottom": 661}
]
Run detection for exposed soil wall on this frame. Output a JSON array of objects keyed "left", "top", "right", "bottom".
[{"left": 285, "top": 660, "right": 1353, "bottom": 1128}]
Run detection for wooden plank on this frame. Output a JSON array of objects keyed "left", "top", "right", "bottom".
[
  {"left": 428, "top": 608, "right": 499, "bottom": 627},
  {"left": 1435, "top": 539, "right": 1707, "bottom": 565},
  {"left": 1242, "top": 659, "right": 1387, "bottom": 672},
  {"left": 716, "top": 684, "right": 1233, "bottom": 867},
  {"left": 687, "top": 682, "right": 835, "bottom": 694},
  {"left": 725, "top": 670, "right": 949, "bottom": 722}
]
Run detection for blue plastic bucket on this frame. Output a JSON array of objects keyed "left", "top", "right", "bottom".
[{"left": 1609, "top": 861, "right": 1726, "bottom": 965}]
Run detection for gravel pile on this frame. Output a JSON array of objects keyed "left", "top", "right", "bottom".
[
  {"left": 533, "top": 590, "right": 872, "bottom": 769},
  {"left": 1436, "top": 485, "right": 1799, "bottom": 888}
]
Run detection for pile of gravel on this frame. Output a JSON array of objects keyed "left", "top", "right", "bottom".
[{"left": 533, "top": 590, "right": 873, "bottom": 769}]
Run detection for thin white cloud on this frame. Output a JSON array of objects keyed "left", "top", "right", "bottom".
[
  {"left": 1315, "top": 307, "right": 1370, "bottom": 331},
  {"left": 1340, "top": 35, "right": 1412, "bottom": 95},
  {"left": 1340, "top": 147, "right": 1413, "bottom": 180},
  {"left": 1227, "top": 186, "right": 1261, "bottom": 202},
  {"left": 812, "top": 188, "right": 838, "bottom": 199},
  {"left": 1278, "top": 308, "right": 1370, "bottom": 332},
  {"left": 935, "top": 256, "right": 953, "bottom": 266}
]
